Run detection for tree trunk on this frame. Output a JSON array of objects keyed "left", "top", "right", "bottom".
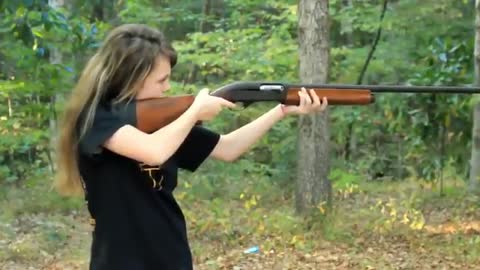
[
  {"left": 200, "top": 0, "right": 224, "bottom": 32},
  {"left": 295, "top": 0, "right": 332, "bottom": 214},
  {"left": 469, "top": 0, "right": 480, "bottom": 194},
  {"left": 200, "top": 0, "right": 212, "bottom": 32},
  {"left": 91, "top": 0, "right": 117, "bottom": 23},
  {"left": 345, "top": 0, "right": 388, "bottom": 162},
  {"left": 48, "top": 0, "right": 65, "bottom": 172}
]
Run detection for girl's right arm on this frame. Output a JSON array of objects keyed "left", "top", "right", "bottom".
[{"left": 102, "top": 89, "right": 235, "bottom": 165}]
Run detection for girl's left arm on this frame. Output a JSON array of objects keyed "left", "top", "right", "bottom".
[
  {"left": 210, "top": 104, "right": 285, "bottom": 162},
  {"left": 210, "top": 88, "right": 327, "bottom": 162}
]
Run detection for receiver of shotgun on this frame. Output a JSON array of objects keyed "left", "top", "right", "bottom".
[{"left": 135, "top": 81, "right": 480, "bottom": 133}]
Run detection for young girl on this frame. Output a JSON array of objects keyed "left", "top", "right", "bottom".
[{"left": 55, "top": 23, "right": 327, "bottom": 270}]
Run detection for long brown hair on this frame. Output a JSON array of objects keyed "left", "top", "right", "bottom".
[{"left": 54, "top": 24, "right": 177, "bottom": 196}]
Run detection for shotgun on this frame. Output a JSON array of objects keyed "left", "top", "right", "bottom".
[{"left": 135, "top": 81, "right": 480, "bottom": 133}]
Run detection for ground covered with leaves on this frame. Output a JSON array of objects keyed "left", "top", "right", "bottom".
[{"left": 0, "top": 175, "right": 479, "bottom": 270}]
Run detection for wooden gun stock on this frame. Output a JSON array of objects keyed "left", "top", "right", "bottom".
[
  {"left": 136, "top": 95, "right": 195, "bottom": 133},
  {"left": 284, "top": 87, "right": 374, "bottom": 105}
]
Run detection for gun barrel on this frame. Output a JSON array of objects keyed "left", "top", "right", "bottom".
[
  {"left": 217, "top": 81, "right": 480, "bottom": 94},
  {"left": 288, "top": 83, "right": 480, "bottom": 93}
]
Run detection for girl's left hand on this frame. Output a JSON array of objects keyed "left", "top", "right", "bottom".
[{"left": 280, "top": 87, "right": 328, "bottom": 116}]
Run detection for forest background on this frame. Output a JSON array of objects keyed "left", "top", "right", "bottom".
[{"left": 1, "top": 0, "right": 480, "bottom": 269}]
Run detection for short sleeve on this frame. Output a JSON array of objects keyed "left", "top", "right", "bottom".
[
  {"left": 78, "top": 102, "right": 136, "bottom": 156},
  {"left": 174, "top": 125, "right": 220, "bottom": 172}
]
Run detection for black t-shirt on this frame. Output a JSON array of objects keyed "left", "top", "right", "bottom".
[{"left": 77, "top": 101, "right": 220, "bottom": 270}]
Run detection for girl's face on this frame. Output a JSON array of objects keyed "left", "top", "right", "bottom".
[{"left": 135, "top": 55, "right": 171, "bottom": 100}]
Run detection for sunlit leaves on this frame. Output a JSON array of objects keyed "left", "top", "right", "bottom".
[{"left": 1, "top": 0, "right": 477, "bottom": 188}]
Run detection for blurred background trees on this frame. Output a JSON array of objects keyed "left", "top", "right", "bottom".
[
  {"left": 0, "top": 0, "right": 478, "bottom": 202},
  {"left": 1, "top": 1, "right": 480, "bottom": 268}
]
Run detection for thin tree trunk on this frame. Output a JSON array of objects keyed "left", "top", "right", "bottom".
[
  {"left": 200, "top": 0, "right": 212, "bottom": 32},
  {"left": 469, "top": 0, "right": 480, "bottom": 194},
  {"left": 91, "top": 0, "right": 116, "bottom": 22},
  {"left": 187, "top": 0, "right": 224, "bottom": 85},
  {"left": 7, "top": 94, "right": 12, "bottom": 117},
  {"left": 296, "top": 0, "right": 332, "bottom": 214},
  {"left": 345, "top": 0, "right": 388, "bottom": 162},
  {"left": 48, "top": 0, "right": 64, "bottom": 172},
  {"left": 200, "top": 0, "right": 224, "bottom": 33}
]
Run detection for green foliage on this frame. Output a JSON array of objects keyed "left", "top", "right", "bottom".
[
  {"left": 1, "top": 1, "right": 479, "bottom": 268},
  {"left": 173, "top": 1, "right": 298, "bottom": 84},
  {"left": 327, "top": 0, "right": 476, "bottom": 183},
  {"left": 370, "top": 196, "right": 426, "bottom": 232},
  {"left": 118, "top": 0, "right": 203, "bottom": 41},
  {"left": 0, "top": 0, "right": 108, "bottom": 184},
  {"left": 0, "top": 0, "right": 477, "bottom": 223},
  {"left": 0, "top": 0, "right": 477, "bottom": 214},
  {"left": 178, "top": 160, "right": 322, "bottom": 253}
]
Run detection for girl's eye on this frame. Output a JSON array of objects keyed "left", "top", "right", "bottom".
[{"left": 158, "top": 78, "right": 168, "bottom": 83}]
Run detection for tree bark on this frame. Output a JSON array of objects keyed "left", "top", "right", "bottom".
[
  {"left": 469, "top": 0, "right": 480, "bottom": 194},
  {"left": 295, "top": 0, "right": 332, "bottom": 214},
  {"left": 200, "top": 0, "right": 225, "bottom": 32},
  {"left": 90, "top": 0, "right": 117, "bottom": 23},
  {"left": 48, "top": 0, "right": 65, "bottom": 172},
  {"left": 200, "top": 0, "right": 212, "bottom": 32}
]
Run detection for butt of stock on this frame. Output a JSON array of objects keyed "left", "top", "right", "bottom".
[{"left": 136, "top": 95, "right": 195, "bottom": 133}]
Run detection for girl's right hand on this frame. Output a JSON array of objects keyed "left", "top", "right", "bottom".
[{"left": 190, "top": 88, "right": 236, "bottom": 121}]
